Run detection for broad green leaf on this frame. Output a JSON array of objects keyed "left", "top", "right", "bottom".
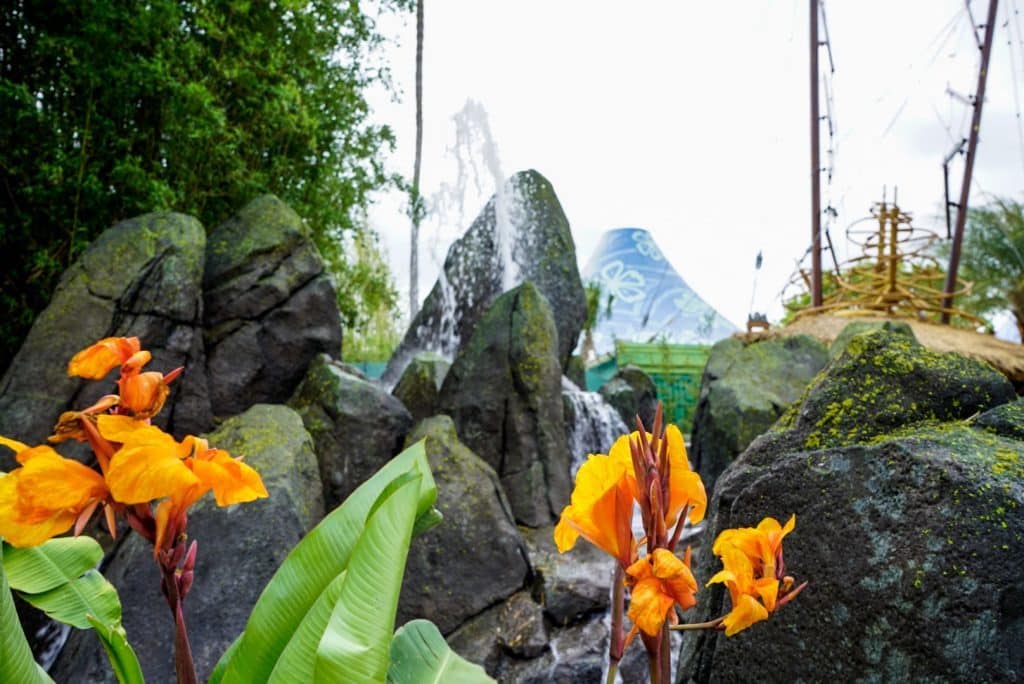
[
  {"left": 217, "top": 440, "right": 437, "bottom": 684},
  {"left": 0, "top": 542, "right": 54, "bottom": 684},
  {"left": 87, "top": 614, "right": 145, "bottom": 684},
  {"left": 16, "top": 568, "right": 120, "bottom": 630},
  {"left": 266, "top": 571, "right": 347, "bottom": 683},
  {"left": 3, "top": 537, "right": 102, "bottom": 594},
  {"left": 314, "top": 475, "right": 421, "bottom": 683},
  {"left": 387, "top": 620, "right": 494, "bottom": 684}
]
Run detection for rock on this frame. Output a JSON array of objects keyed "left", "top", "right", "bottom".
[
  {"left": 974, "top": 397, "right": 1024, "bottom": 441},
  {"left": 391, "top": 353, "right": 450, "bottom": 423},
  {"left": 521, "top": 526, "right": 612, "bottom": 627},
  {"left": 0, "top": 212, "right": 210, "bottom": 469},
  {"left": 397, "top": 416, "right": 530, "bottom": 635},
  {"left": 204, "top": 195, "right": 342, "bottom": 418},
  {"left": 438, "top": 283, "right": 571, "bottom": 526},
  {"left": 565, "top": 355, "right": 586, "bottom": 390},
  {"left": 678, "top": 329, "right": 1023, "bottom": 683},
  {"left": 598, "top": 364, "right": 659, "bottom": 429},
  {"left": 50, "top": 404, "right": 323, "bottom": 683},
  {"left": 496, "top": 592, "right": 548, "bottom": 659},
  {"left": 690, "top": 334, "right": 829, "bottom": 492},
  {"left": 288, "top": 353, "right": 413, "bottom": 510},
  {"left": 383, "top": 170, "right": 586, "bottom": 384},
  {"left": 830, "top": 319, "right": 915, "bottom": 359}
]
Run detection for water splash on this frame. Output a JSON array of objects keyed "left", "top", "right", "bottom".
[{"left": 561, "top": 377, "right": 628, "bottom": 474}]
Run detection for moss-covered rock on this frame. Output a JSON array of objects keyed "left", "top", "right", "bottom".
[
  {"left": 0, "top": 211, "right": 209, "bottom": 466},
  {"left": 598, "top": 364, "right": 659, "bottom": 429},
  {"left": 383, "top": 170, "right": 586, "bottom": 384},
  {"left": 678, "top": 329, "right": 1024, "bottom": 683},
  {"left": 975, "top": 397, "right": 1024, "bottom": 442},
  {"left": 690, "top": 334, "right": 828, "bottom": 492},
  {"left": 50, "top": 404, "right": 323, "bottom": 683},
  {"left": 829, "top": 319, "right": 916, "bottom": 359},
  {"left": 288, "top": 353, "right": 412, "bottom": 510},
  {"left": 204, "top": 195, "right": 342, "bottom": 418},
  {"left": 397, "top": 416, "right": 529, "bottom": 635},
  {"left": 391, "top": 352, "right": 450, "bottom": 423},
  {"left": 438, "top": 282, "right": 571, "bottom": 526}
]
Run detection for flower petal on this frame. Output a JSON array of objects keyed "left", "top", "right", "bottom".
[
  {"left": 554, "top": 453, "right": 634, "bottom": 565},
  {"left": 628, "top": 577, "right": 675, "bottom": 636},
  {"left": 722, "top": 593, "right": 769, "bottom": 636},
  {"left": 106, "top": 444, "right": 199, "bottom": 504},
  {"left": 190, "top": 449, "right": 268, "bottom": 506},
  {"left": 16, "top": 450, "right": 107, "bottom": 519},
  {"left": 0, "top": 435, "right": 29, "bottom": 456},
  {"left": 67, "top": 337, "right": 140, "bottom": 379}
]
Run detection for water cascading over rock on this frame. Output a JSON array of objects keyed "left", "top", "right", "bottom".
[
  {"left": 561, "top": 377, "right": 628, "bottom": 473},
  {"left": 382, "top": 170, "right": 586, "bottom": 385}
]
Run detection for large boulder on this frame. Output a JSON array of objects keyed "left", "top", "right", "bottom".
[
  {"left": 288, "top": 353, "right": 413, "bottom": 510},
  {"left": 383, "top": 170, "right": 586, "bottom": 384},
  {"left": 397, "top": 416, "right": 530, "bottom": 635},
  {"left": 204, "top": 195, "right": 342, "bottom": 418},
  {"left": 598, "top": 364, "right": 659, "bottom": 429},
  {"left": 50, "top": 404, "right": 324, "bottom": 683},
  {"left": 0, "top": 212, "right": 209, "bottom": 468},
  {"left": 690, "top": 334, "right": 828, "bottom": 491},
  {"left": 678, "top": 329, "right": 1022, "bottom": 682},
  {"left": 438, "top": 283, "right": 571, "bottom": 526},
  {"left": 521, "top": 526, "right": 612, "bottom": 627},
  {"left": 391, "top": 353, "right": 450, "bottom": 423}
]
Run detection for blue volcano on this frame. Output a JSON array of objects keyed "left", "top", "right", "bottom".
[{"left": 582, "top": 228, "right": 737, "bottom": 356}]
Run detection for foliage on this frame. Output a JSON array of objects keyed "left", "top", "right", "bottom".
[
  {"left": 3, "top": 536, "right": 143, "bottom": 684},
  {"left": 340, "top": 231, "right": 403, "bottom": 363},
  {"left": 946, "top": 198, "right": 1024, "bottom": 338},
  {"left": 387, "top": 619, "right": 490, "bottom": 683},
  {"left": 0, "top": 537, "right": 54, "bottom": 684},
  {"left": 0, "top": 0, "right": 411, "bottom": 370}
]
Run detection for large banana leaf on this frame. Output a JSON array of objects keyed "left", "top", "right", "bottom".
[
  {"left": 314, "top": 475, "right": 420, "bottom": 682},
  {"left": 265, "top": 572, "right": 346, "bottom": 683},
  {"left": 4, "top": 537, "right": 143, "bottom": 684},
  {"left": 215, "top": 440, "right": 438, "bottom": 684},
  {"left": 387, "top": 620, "right": 494, "bottom": 684},
  {"left": 0, "top": 541, "right": 54, "bottom": 684}
]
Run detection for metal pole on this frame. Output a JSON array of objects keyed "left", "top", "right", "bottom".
[
  {"left": 810, "top": 0, "right": 823, "bottom": 307},
  {"left": 942, "top": 0, "right": 999, "bottom": 322}
]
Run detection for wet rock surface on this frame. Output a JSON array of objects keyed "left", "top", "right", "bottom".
[
  {"left": 598, "top": 364, "right": 659, "bottom": 430},
  {"left": 288, "top": 353, "right": 412, "bottom": 510},
  {"left": 391, "top": 352, "right": 450, "bottom": 423},
  {"left": 438, "top": 282, "right": 571, "bottom": 527},
  {"left": 679, "top": 329, "right": 1024, "bottom": 683}
]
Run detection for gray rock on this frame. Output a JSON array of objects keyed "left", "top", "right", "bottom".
[
  {"left": 384, "top": 170, "right": 586, "bottom": 384},
  {"left": 204, "top": 195, "right": 342, "bottom": 418},
  {"left": 50, "top": 404, "right": 323, "bottom": 683},
  {"left": 598, "top": 364, "right": 659, "bottom": 430},
  {"left": 565, "top": 355, "right": 586, "bottom": 390},
  {"left": 974, "top": 397, "right": 1024, "bottom": 441},
  {"left": 0, "top": 212, "right": 210, "bottom": 469},
  {"left": 496, "top": 592, "right": 548, "bottom": 659},
  {"left": 829, "top": 319, "right": 915, "bottom": 359},
  {"left": 678, "top": 330, "right": 1024, "bottom": 683},
  {"left": 397, "top": 416, "right": 530, "bottom": 635},
  {"left": 690, "top": 334, "right": 829, "bottom": 492},
  {"left": 438, "top": 283, "right": 571, "bottom": 527},
  {"left": 391, "top": 353, "right": 450, "bottom": 423},
  {"left": 288, "top": 353, "right": 413, "bottom": 510},
  {"left": 522, "top": 526, "right": 612, "bottom": 626}
]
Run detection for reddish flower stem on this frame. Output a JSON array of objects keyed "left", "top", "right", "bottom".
[
  {"left": 608, "top": 563, "right": 625, "bottom": 682},
  {"left": 161, "top": 560, "right": 197, "bottom": 684}
]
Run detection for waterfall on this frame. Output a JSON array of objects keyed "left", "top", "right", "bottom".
[{"left": 561, "top": 377, "right": 628, "bottom": 474}]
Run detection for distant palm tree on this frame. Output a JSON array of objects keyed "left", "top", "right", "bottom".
[{"left": 409, "top": 0, "right": 424, "bottom": 318}]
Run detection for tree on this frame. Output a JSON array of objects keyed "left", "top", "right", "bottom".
[
  {"left": 408, "top": 0, "right": 424, "bottom": 318},
  {"left": 0, "top": 0, "right": 411, "bottom": 370},
  {"left": 951, "top": 197, "right": 1024, "bottom": 339}
]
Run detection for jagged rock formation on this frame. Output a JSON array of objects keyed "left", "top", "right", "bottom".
[
  {"left": 391, "top": 353, "right": 450, "bottom": 423},
  {"left": 598, "top": 364, "right": 659, "bottom": 429}
]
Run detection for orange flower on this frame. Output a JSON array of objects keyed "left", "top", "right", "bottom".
[
  {"left": 625, "top": 548, "right": 697, "bottom": 636},
  {"left": 99, "top": 416, "right": 268, "bottom": 552},
  {"left": 68, "top": 337, "right": 141, "bottom": 379},
  {"left": 712, "top": 514, "right": 795, "bottom": 579},
  {"left": 706, "top": 543, "right": 779, "bottom": 636},
  {"left": 554, "top": 453, "right": 636, "bottom": 568},
  {"left": 0, "top": 436, "right": 108, "bottom": 547},
  {"left": 608, "top": 424, "right": 707, "bottom": 527}
]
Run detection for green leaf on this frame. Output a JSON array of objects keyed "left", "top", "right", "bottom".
[
  {"left": 5, "top": 538, "right": 143, "bottom": 684},
  {"left": 0, "top": 542, "right": 54, "bottom": 684},
  {"left": 266, "top": 572, "right": 346, "bottom": 683},
  {"left": 2, "top": 537, "right": 102, "bottom": 594},
  {"left": 86, "top": 615, "right": 145, "bottom": 684},
  {"left": 216, "top": 440, "right": 437, "bottom": 684},
  {"left": 314, "top": 475, "right": 421, "bottom": 683},
  {"left": 387, "top": 620, "right": 494, "bottom": 684}
]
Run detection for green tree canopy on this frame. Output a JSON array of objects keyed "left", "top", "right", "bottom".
[
  {"left": 0, "top": 0, "right": 407, "bottom": 370},
  {"left": 952, "top": 197, "right": 1024, "bottom": 339}
]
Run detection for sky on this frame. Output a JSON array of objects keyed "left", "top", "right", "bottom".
[{"left": 364, "top": 0, "right": 1024, "bottom": 338}]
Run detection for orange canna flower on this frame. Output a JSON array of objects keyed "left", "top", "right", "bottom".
[
  {"left": 712, "top": 514, "right": 795, "bottom": 580},
  {"left": 68, "top": 337, "right": 141, "bottom": 379},
  {"left": 706, "top": 544, "right": 779, "bottom": 636},
  {"left": 0, "top": 436, "right": 108, "bottom": 547},
  {"left": 608, "top": 424, "right": 707, "bottom": 527},
  {"left": 554, "top": 453, "right": 636, "bottom": 568},
  {"left": 625, "top": 548, "right": 697, "bottom": 636}
]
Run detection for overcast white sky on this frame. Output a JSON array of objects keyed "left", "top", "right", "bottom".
[{"left": 365, "top": 0, "right": 1024, "bottom": 334}]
